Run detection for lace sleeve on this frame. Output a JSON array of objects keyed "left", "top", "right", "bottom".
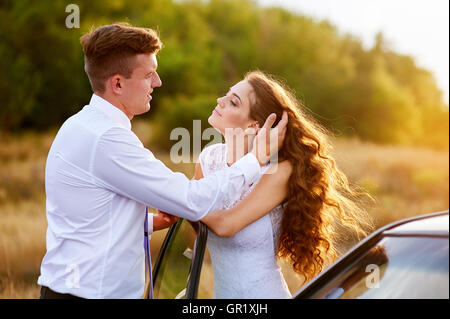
[{"left": 198, "top": 143, "right": 226, "bottom": 177}]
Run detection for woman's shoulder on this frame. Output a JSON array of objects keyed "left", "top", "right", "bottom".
[
  {"left": 264, "top": 160, "right": 293, "bottom": 178},
  {"left": 199, "top": 143, "right": 226, "bottom": 160},
  {"left": 203, "top": 142, "right": 226, "bottom": 153},
  {"left": 259, "top": 160, "right": 293, "bottom": 187},
  {"left": 198, "top": 143, "right": 226, "bottom": 174}
]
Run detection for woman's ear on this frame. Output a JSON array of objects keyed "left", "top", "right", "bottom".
[{"left": 248, "top": 121, "right": 260, "bottom": 130}]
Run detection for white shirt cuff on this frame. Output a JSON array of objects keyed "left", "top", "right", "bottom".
[
  {"left": 147, "top": 212, "right": 153, "bottom": 235},
  {"left": 233, "top": 152, "right": 262, "bottom": 186}
]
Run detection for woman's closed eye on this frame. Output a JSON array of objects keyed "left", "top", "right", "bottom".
[
  {"left": 225, "top": 90, "right": 238, "bottom": 107},
  {"left": 229, "top": 95, "right": 238, "bottom": 107}
]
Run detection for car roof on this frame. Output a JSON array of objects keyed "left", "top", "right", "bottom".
[
  {"left": 382, "top": 211, "right": 449, "bottom": 237},
  {"left": 383, "top": 213, "right": 448, "bottom": 237}
]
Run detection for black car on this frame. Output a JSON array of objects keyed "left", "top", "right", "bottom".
[{"left": 148, "top": 210, "right": 449, "bottom": 299}]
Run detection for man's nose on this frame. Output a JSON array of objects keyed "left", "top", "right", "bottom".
[{"left": 152, "top": 72, "right": 162, "bottom": 88}]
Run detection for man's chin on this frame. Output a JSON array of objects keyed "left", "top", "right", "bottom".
[{"left": 138, "top": 103, "right": 151, "bottom": 115}]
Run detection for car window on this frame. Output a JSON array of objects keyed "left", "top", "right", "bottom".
[
  {"left": 317, "top": 236, "right": 449, "bottom": 299},
  {"left": 153, "top": 219, "right": 197, "bottom": 299}
]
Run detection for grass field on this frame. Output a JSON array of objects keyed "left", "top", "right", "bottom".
[{"left": 0, "top": 121, "right": 448, "bottom": 298}]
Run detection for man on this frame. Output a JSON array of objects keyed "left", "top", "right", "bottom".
[{"left": 38, "top": 23, "right": 287, "bottom": 299}]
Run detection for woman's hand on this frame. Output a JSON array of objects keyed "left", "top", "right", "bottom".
[
  {"left": 251, "top": 111, "right": 288, "bottom": 166},
  {"left": 153, "top": 209, "right": 179, "bottom": 231}
]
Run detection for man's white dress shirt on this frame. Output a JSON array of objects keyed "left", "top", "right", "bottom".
[{"left": 38, "top": 94, "right": 261, "bottom": 298}]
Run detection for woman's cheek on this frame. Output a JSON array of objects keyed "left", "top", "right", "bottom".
[{"left": 228, "top": 112, "right": 247, "bottom": 129}]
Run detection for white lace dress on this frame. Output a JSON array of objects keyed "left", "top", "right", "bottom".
[{"left": 199, "top": 143, "right": 292, "bottom": 299}]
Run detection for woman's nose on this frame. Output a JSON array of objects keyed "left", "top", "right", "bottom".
[{"left": 217, "top": 97, "right": 225, "bottom": 107}]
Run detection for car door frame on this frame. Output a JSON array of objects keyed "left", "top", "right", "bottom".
[{"left": 151, "top": 219, "right": 209, "bottom": 299}]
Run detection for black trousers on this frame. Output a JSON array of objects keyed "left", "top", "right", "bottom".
[{"left": 40, "top": 286, "right": 84, "bottom": 299}]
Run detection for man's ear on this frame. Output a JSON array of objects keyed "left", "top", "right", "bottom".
[{"left": 109, "top": 75, "right": 123, "bottom": 95}]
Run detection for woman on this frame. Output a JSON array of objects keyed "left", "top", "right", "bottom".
[{"left": 194, "top": 70, "right": 374, "bottom": 299}]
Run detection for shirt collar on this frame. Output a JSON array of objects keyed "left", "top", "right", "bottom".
[{"left": 89, "top": 94, "right": 132, "bottom": 130}]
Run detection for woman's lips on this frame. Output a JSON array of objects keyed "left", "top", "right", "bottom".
[{"left": 213, "top": 108, "right": 222, "bottom": 116}]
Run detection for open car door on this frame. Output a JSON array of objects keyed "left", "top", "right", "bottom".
[{"left": 146, "top": 219, "right": 209, "bottom": 299}]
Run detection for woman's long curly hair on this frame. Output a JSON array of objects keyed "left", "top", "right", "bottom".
[{"left": 245, "top": 71, "right": 374, "bottom": 283}]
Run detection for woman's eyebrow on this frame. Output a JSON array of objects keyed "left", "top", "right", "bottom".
[
  {"left": 226, "top": 89, "right": 242, "bottom": 104},
  {"left": 231, "top": 92, "right": 242, "bottom": 103}
]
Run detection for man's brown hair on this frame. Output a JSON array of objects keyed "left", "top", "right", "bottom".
[{"left": 80, "top": 22, "right": 162, "bottom": 93}]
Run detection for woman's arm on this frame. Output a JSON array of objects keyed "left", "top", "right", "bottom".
[{"left": 198, "top": 160, "right": 292, "bottom": 237}]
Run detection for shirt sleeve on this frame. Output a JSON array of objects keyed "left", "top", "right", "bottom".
[
  {"left": 91, "top": 127, "right": 261, "bottom": 221},
  {"left": 148, "top": 212, "right": 153, "bottom": 235}
]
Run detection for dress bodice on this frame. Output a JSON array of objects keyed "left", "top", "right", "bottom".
[{"left": 199, "top": 143, "right": 291, "bottom": 299}]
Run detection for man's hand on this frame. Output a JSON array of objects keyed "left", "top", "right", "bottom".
[
  {"left": 153, "top": 210, "right": 179, "bottom": 231},
  {"left": 250, "top": 111, "right": 288, "bottom": 166}
]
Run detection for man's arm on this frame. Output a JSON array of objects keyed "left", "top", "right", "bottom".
[
  {"left": 153, "top": 210, "right": 179, "bottom": 231},
  {"left": 92, "top": 112, "right": 287, "bottom": 221},
  {"left": 200, "top": 160, "right": 292, "bottom": 237}
]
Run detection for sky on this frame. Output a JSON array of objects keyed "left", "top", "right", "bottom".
[{"left": 257, "top": 0, "right": 449, "bottom": 105}]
